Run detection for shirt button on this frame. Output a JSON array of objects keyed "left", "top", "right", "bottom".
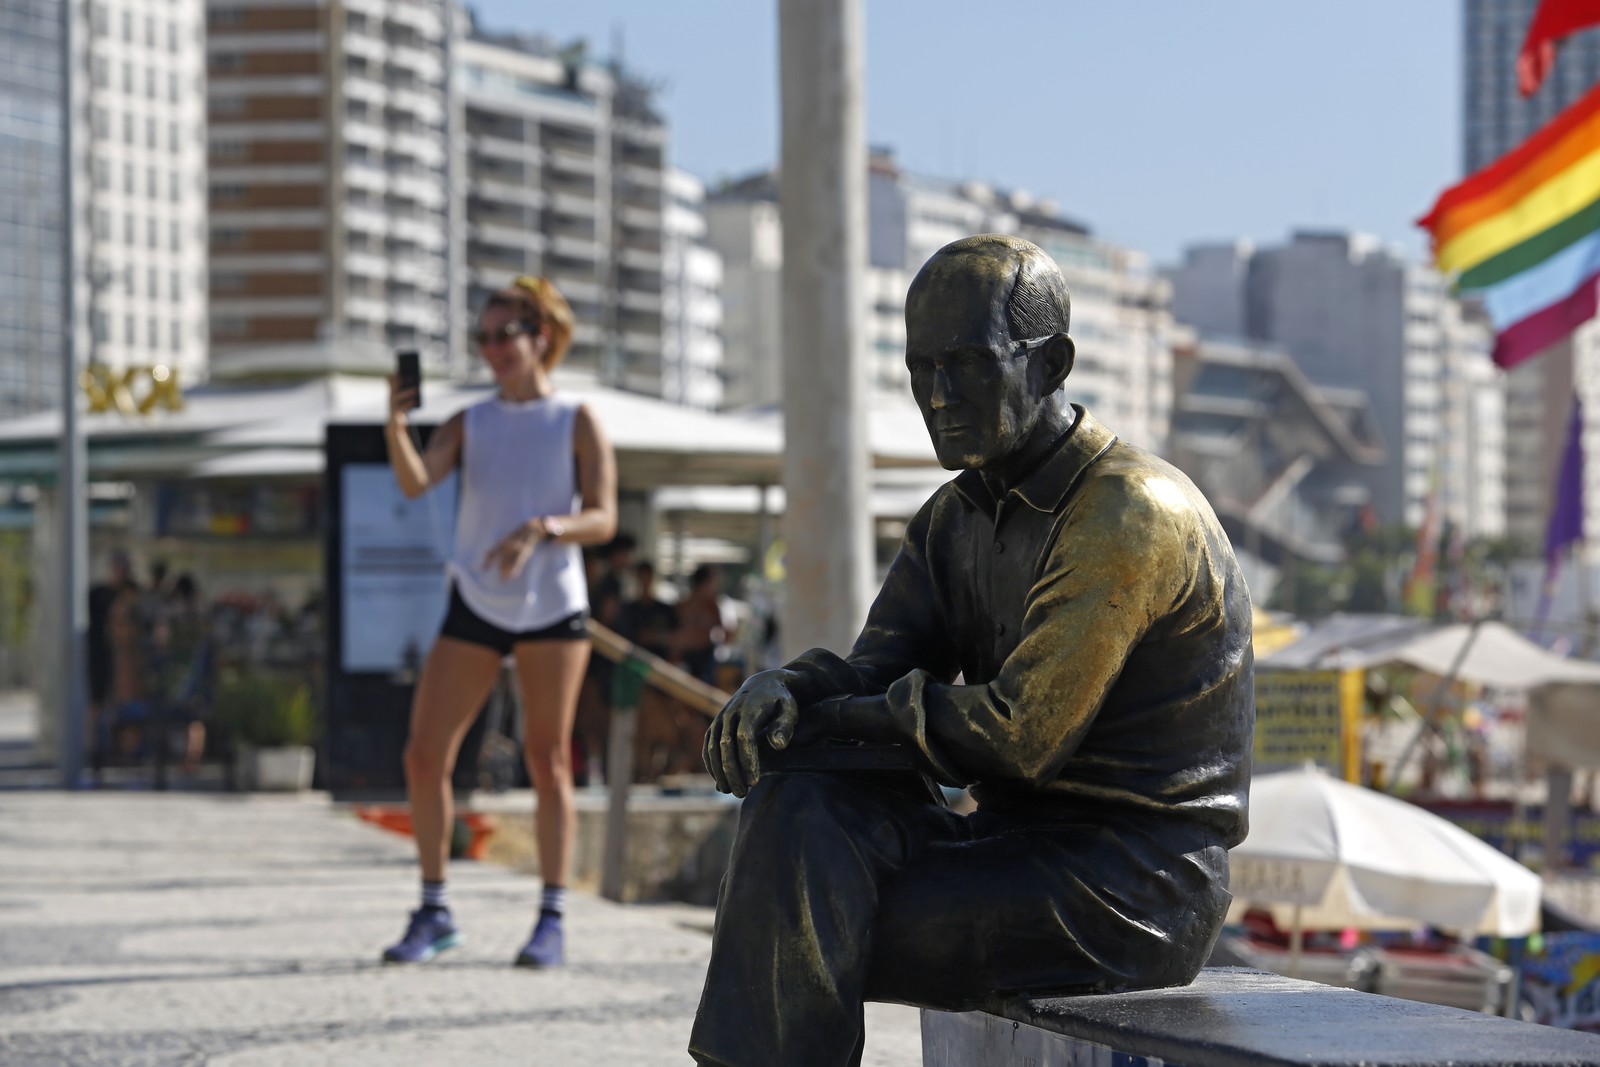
[
  {"left": 995, "top": 622, "right": 1006, "bottom": 636},
  {"left": 994, "top": 541, "right": 1005, "bottom": 554}
]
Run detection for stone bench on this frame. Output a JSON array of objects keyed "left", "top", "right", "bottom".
[{"left": 920, "top": 967, "right": 1600, "bottom": 1066}]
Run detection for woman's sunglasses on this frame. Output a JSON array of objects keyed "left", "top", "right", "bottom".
[{"left": 474, "top": 321, "right": 529, "bottom": 347}]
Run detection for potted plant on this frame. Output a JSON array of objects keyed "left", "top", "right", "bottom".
[{"left": 216, "top": 671, "right": 319, "bottom": 791}]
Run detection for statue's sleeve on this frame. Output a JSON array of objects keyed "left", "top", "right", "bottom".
[
  {"left": 778, "top": 497, "right": 959, "bottom": 706},
  {"left": 882, "top": 474, "right": 1197, "bottom": 788}
]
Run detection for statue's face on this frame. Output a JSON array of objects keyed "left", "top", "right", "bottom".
[{"left": 904, "top": 261, "right": 1052, "bottom": 471}]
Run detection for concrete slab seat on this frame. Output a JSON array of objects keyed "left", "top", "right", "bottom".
[{"left": 920, "top": 968, "right": 1600, "bottom": 1067}]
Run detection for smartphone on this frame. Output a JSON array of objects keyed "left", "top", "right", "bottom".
[{"left": 396, "top": 350, "right": 421, "bottom": 410}]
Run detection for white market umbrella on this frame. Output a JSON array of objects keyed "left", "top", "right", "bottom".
[{"left": 1229, "top": 766, "right": 1541, "bottom": 974}]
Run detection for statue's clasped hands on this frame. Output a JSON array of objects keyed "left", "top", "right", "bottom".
[{"left": 703, "top": 670, "right": 801, "bottom": 797}]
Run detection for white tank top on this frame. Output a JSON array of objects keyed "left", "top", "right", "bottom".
[{"left": 448, "top": 394, "right": 589, "bottom": 631}]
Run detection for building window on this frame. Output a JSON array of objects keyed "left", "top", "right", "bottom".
[
  {"left": 93, "top": 159, "right": 109, "bottom": 190},
  {"left": 123, "top": 162, "right": 134, "bottom": 193},
  {"left": 93, "top": 106, "right": 108, "bottom": 139},
  {"left": 91, "top": 310, "right": 108, "bottom": 340},
  {"left": 147, "top": 117, "right": 158, "bottom": 149},
  {"left": 92, "top": 3, "right": 107, "bottom": 36},
  {"left": 148, "top": 217, "right": 159, "bottom": 248},
  {"left": 94, "top": 209, "right": 110, "bottom": 239},
  {"left": 146, "top": 68, "right": 157, "bottom": 99},
  {"left": 147, "top": 165, "right": 158, "bottom": 197},
  {"left": 148, "top": 318, "right": 159, "bottom": 347},
  {"left": 123, "top": 214, "right": 135, "bottom": 244},
  {"left": 92, "top": 55, "right": 108, "bottom": 88},
  {"left": 171, "top": 271, "right": 181, "bottom": 300},
  {"left": 168, "top": 72, "right": 179, "bottom": 103},
  {"left": 124, "top": 314, "right": 135, "bottom": 345},
  {"left": 148, "top": 268, "right": 159, "bottom": 298},
  {"left": 121, "top": 10, "right": 132, "bottom": 41},
  {"left": 122, "top": 61, "right": 133, "bottom": 94},
  {"left": 170, "top": 321, "right": 183, "bottom": 350},
  {"left": 170, "top": 122, "right": 181, "bottom": 151},
  {"left": 169, "top": 172, "right": 180, "bottom": 202},
  {"left": 167, "top": 21, "right": 178, "bottom": 53},
  {"left": 122, "top": 112, "right": 133, "bottom": 144},
  {"left": 170, "top": 221, "right": 181, "bottom": 251},
  {"left": 144, "top": 15, "right": 155, "bottom": 47}
]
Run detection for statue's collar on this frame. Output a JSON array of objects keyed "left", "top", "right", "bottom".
[{"left": 951, "top": 405, "right": 1119, "bottom": 516}]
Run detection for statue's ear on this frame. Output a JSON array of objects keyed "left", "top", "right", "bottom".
[{"left": 1038, "top": 334, "right": 1075, "bottom": 393}]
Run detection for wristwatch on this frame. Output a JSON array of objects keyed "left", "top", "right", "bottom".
[{"left": 542, "top": 517, "right": 565, "bottom": 540}]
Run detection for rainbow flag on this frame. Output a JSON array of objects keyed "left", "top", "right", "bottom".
[{"left": 1418, "top": 79, "right": 1600, "bottom": 369}]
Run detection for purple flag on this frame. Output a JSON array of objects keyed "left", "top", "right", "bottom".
[{"left": 1547, "top": 398, "right": 1586, "bottom": 565}]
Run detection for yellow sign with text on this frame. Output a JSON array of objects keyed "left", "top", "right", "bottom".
[
  {"left": 1253, "top": 668, "right": 1363, "bottom": 782},
  {"left": 80, "top": 363, "right": 184, "bottom": 416}
]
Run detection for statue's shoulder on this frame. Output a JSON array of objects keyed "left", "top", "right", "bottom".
[{"left": 1072, "top": 439, "right": 1222, "bottom": 544}]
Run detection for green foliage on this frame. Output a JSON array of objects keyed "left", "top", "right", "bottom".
[
  {"left": 1270, "top": 522, "right": 1518, "bottom": 621},
  {"left": 0, "top": 531, "right": 32, "bottom": 647},
  {"left": 216, "top": 671, "right": 318, "bottom": 747}
]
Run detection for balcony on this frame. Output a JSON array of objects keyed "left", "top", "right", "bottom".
[
  {"left": 619, "top": 247, "right": 662, "bottom": 272},
  {"left": 550, "top": 234, "right": 601, "bottom": 261},
  {"left": 620, "top": 290, "right": 663, "bottom": 314},
  {"left": 469, "top": 221, "right": 543, "bottom": 250},
  {"left": 545, "top": 145, "right": 598, "bottom": 175},
  {"left": 344, "top": 251, "right": 389, "bottom": 278}
]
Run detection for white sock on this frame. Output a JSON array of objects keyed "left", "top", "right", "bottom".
[
  {"left": 540, "top": 885, "right": 567, "bottom": 917},
  {"left": 421, "top": 880, "right": 449, "bottom": 911}
]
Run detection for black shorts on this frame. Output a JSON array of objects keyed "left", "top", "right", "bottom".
[{"left": 439, "top": 585, "right": 588, "bottom": 656}]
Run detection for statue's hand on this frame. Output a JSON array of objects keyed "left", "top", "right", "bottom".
[{"left": 702, "top": 669, "right": 800, "bottom": 798}]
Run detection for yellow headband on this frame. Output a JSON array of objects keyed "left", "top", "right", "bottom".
[{"left": 512, "top": 275, "right": 547, "bottom": 298}]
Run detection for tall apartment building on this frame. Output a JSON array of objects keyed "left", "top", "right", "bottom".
[
  {"left": 1464, "top": 0, "right": 1600, "bottom": 548},
  {"left": 708, "top": 151, "right": 1176, "bottom": 453},
  {"left": 705, "top": 172, "right": 782, "bottom": 410},
  {"left": 206, "top": 0, "right": 450, "bottom": 375},
  {"left": 662, "top": 168, "right": 723, "bottom": 408},
  {"left": 0, "top": 0, "right": 66, "bottom": 417},
  {"left": 1167, "top": 231, "right": 1506, "bottom": 540},
  {"left": 457, "top": 28, "right": 667, "bottom": 391},
  {"left": 80, "top": 0, "right": 210, "bottom": 392}
]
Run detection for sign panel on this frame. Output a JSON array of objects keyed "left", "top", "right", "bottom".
[
  {"left": 339, "top": 464, "right": 456, "bottom": 673},
  {"left": 1253, "top": 668, "right": 1362, "bottom": 780}
]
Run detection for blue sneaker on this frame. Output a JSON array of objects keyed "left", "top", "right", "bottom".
[
  {"left": 382, "top": 907, "right": 462, "bottom": 964},
  {"left": 514, "top": 911, "right": 564, "bottom": 968}
]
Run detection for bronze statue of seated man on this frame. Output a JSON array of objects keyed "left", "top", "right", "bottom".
[{"left": 690, "top": 234, "right": 1255, "bottom": 1067}]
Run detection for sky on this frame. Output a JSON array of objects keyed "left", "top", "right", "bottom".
[{"left": 469, "top": 1, "right": 1463, "bottom": 268}]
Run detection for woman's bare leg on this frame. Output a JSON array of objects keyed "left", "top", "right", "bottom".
[
  {"left": 404, "top": 637, "right": 503, "bottom": 882},
  {"left": 512, "top": 639, "right": 589, "bottom": 886}
]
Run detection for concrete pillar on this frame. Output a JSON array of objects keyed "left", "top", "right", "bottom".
[{"left": 777, "top": 0, "right": 873, "bottom": 657}]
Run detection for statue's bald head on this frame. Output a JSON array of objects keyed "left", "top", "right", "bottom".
[{"left": 906, "top": 234, "right": 1071, "bottom": 343}]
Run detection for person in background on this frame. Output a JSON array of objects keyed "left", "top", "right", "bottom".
[
  {"left": 158, "top": 574, "right": 211, "bottom": 774},
  {"left": 673, "top": 564, "right": 727, "bottom": 685},
  {"left": 619, "top": 560, "right": 678, "bottom": 660},
  {"left": 590, "top": 533, "right": 637, "bottom": 632},
  {"left": 87, "top": 551, "right": 135, "bottom": 776},
  {"left": 382, "top": 275, "right": 617, "bottom": 969}
]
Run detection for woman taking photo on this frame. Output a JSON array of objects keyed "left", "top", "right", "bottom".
[{"left": 381, "top": 276, "right": 617, "bottom": 967}]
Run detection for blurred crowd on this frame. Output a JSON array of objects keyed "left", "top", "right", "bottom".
[
  {"left": 574, "top": 534, "right": 777, "bottom": 784},
  {"left": 86, "top": 550, "right": 320, "bottom": 778}
]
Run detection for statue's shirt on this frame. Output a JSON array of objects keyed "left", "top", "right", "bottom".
[{"left": 786, "top": 406, "right": 1254, "bottom": 848}]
